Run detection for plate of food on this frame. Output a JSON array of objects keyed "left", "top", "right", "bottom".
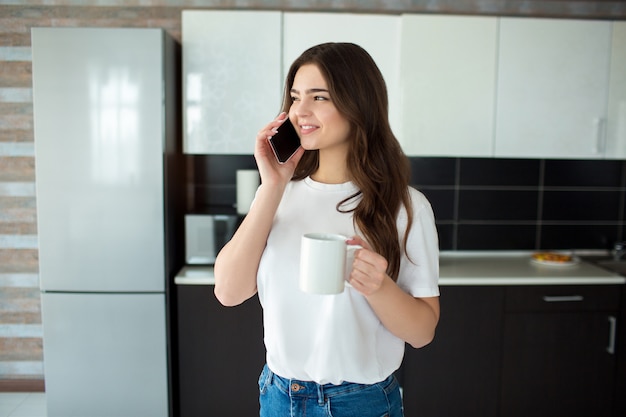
[{"left": 530, "top": 252, "right": 579, "bottom": 267}]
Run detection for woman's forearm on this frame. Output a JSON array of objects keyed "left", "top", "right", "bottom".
[
  {"left": 213, "top": 183, "right": 285, "bottom": 306},
  {"left": 365, "top": 277, "right": 440, "bottom": 349}
]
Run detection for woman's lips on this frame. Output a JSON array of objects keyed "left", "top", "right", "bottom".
[{"left": 299, "top": 125, "right": 318, "bottom": 134}]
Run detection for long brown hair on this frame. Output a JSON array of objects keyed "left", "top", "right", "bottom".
[{"left": 283, "top": 42, "right": 413, "bottom": 281}]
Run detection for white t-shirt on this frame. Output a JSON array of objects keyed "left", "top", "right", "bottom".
[{"left": 257, "top": 176, "right": 440, "bottom": 385}]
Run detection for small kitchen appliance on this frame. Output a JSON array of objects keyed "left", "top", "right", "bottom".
[{"left": 185, "top": 214, "right": 239, "bottom": 264}]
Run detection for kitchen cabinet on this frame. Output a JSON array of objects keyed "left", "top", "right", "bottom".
[
  {"left": 182, "top": 11, "right": 400, "bottom": 155},
  {"left": 614, "top": 285, "right": 626, "bottom": 416},
  {"left": 182, "top": 10, "right": 282, "bottom": 154},
  {"left": 399, "top": 15, "right": 498, "bottom": 157},
  {"left": 181, "top": 11, "right": 626, "bottom": 159},
  {"left": 282, "top": 12, "right": 402, "bottom": 139},
  {"left": 174, "top": 258, "right": 624, "bottom": 416},
  {"left": 402, "top": 286, "right": 505, "bottom": 417},
  {"left": 176, "top": 284, "right": 265, "bottom": 417},
  {"left": 500, "top": 285, "right": 620, "bottom": 417},
  {"left": 606, "top": 21, "right": 626, "bottom": 159},
  {"left": 401, "top": 283, "right": 623, "bottom": 417},
  {"left": 495, "top": 18, "right": 612, "bottom": 159}
]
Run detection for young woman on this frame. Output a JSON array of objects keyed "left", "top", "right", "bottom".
[{"left": 214, "top": 42, "right": 440, "bottom": 417}]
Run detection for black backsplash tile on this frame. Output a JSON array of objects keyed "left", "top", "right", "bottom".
[
  {"left": 457, "top": 224, "right": 537, "bottom": 250},
  {"left": 410, "top": 158, "right": 456, "bottom": 186},
  {"left": 419, "top": 189, "right": 455, "bottom": 221},
  {"left": 190, "top": 154, "right": 257, "bottom": 185},
  {"left": 460, "top": 158, "right": 541, "bottom": 186},
  {"left": 458, "top": 190, "right": 538, "bottom": 221},
  {"left": 435, "top": 224, "right": 454, "bottom": 251},
  {"left": 542, "top": 191, "right": 621, "bottom": 221},
  {"left": 544, "top": 160, "right": 624, "bottom": 187},
  {"left": 189, "top": 154, "right": 257, "bottom": 212},
  {"left": 540, "top": 225, "right": 617, "bottom": 250},
  {"left": 194, "top": 185, "right": 236, "bottom": 209},
  {"left": 192, "top": 154, "right": 625, "bottom": 250}
]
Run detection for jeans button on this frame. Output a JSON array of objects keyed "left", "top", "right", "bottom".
[{"left": 291, "top": 383, "right": 302, "bottom": 392}]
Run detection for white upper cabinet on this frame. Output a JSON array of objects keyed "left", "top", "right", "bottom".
[
  {"left": 606, "top": 21, "right": 626, "bottom": 159},
  {"left": 182, "top": 11, "right": 282, "bottom": 154},
  {"left": 399, "top": 15, "right": 498, "bottom": 156},
  {"left": 181, "top": 11, "right": 624, "bottom": 159},
  {"left": 495, "top": 18, "right": 612, "bottom": 159},
  {"left": 283, "top": 13, "right": 402, "bottom": 139}
]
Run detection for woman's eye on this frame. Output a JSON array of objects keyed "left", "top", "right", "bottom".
[
  {"left": 290, "top": 96, "right": 299, "bottom": 102},
  {"left": 314, "top": 96, "right": 328, "bottom": 101}
]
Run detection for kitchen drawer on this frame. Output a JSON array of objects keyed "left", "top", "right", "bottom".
[{"left": 505, "top": 285, "right": 621, "bottom": 312}]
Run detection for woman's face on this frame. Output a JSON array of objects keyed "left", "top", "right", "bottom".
[{"left": 289, "top": 64, "right": 351, "bottom": 155}]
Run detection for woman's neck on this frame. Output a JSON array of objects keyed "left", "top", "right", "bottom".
[
  {"left": 311, "top": 149, "right": 351, "bottom": 184},
  {"left": 310, "top": 170, "right": 350, "bottom": 184}
]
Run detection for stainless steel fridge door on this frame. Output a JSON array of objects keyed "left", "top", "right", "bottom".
[
  {"left": 32, "top": 28, "right": 166, "bottom": 292},
  {"left": 41, "top": 292, "right": 168, "bottom": 417}
]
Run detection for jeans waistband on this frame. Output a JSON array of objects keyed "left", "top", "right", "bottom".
[{"left": 264, "top": 365, "right": 397, "bottom": 404}]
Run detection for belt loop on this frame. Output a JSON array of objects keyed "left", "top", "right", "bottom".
[
  {"left": 266, "top": 366, "right": 274, "bottom": 386},
  {"left": 317, "top": 383, "right": 324, "bottom": 406}
]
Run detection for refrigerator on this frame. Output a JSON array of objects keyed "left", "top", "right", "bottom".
[{"left": 31, "top": 27, "right": 183, "bottom": 417}]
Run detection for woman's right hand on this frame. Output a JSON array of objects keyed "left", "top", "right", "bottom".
[
  {"left": 255, "top": 112, "right": 305, "bottom": 187},
  {"left": 214, "top": 113, "right": 304, "bottom": 307}
]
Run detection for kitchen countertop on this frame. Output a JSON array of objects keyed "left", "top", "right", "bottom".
[
  {"left": 175, "top": 265, "right": 217, "bottom": 285},
  {"left": 437, "top": 251, "right": 624, "bottom": 285},
  {"left": 175, "top": 251, "right": 626, "bottom": 286}
]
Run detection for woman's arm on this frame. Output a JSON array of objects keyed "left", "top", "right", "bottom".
[
  {"left": 213, "top": 114, "right": 304, "bottom": 306},
  {"left": 213, "top": 183, "right": 285, "bottom": 306},
  {"left": 364, "top": 278, "right": 439, "bottom": 349},
  {"left": 347, "top": 236, "right": 440, "bottom": 348}
]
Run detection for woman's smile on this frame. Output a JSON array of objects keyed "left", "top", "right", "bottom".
[
  {"left": 298, "top": 124, "right": 318, "bottom": 134},
  {"left": 289, "top": 64, "right": 351, "bottom": 154}
]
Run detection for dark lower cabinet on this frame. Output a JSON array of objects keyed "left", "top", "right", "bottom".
[
  {"left": 500, "top": 285, "right": 621, "bottom": 417},
  {"left": 176, "top": 284, "right": 265, "bottom": 417},
  {"left": 402, "top": 286, "right": 505, "bottom": 417},
  {"left": 176, "top": 284, "right": 624, "bottom": 417},
  {"left": 401, "top": 285, "right": 624, "bottom": 417},
  {"left": 615, "top": 286, "right": 626, "bottom": 416}
]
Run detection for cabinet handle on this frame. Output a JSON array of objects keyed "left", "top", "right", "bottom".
[
  {"left": 607, "top": 316, "right": 617, "bottom": 355},
  {"left": 542, "top": 295, "right": 584, "bottom": 303},
  {"left": 592, "top": 117, "right": 606, "bottom": 154}
]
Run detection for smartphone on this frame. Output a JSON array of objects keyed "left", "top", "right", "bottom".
[{"left": 269, "top": 118, "right": 301, "bottom": 164}]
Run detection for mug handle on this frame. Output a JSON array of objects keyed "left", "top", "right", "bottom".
[{"left": 344, "top": 243, "right": 362, "bottom": 287}]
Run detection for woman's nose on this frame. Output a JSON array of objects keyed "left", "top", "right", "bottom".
[{"left": 294, "top": 99, "right": 311, "bottom": 116}]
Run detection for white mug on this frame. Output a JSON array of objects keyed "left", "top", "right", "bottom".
[{"left": 299, "top": 233, "right": 361, "bottom": 295}]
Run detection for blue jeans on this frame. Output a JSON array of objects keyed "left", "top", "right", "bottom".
[{"left": 258, "top": 364, "right": 404, "bottom": 417}]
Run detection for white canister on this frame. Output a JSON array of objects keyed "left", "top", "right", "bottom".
[{"left": 236, "top": 169, "right": 260, "bottom": 215}]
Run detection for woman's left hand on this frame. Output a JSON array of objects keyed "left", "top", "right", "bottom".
[{"left": 346, "top": 236, "right": 390, "bottom": 297}]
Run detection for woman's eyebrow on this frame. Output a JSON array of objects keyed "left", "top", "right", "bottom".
[{"left": 290, "top": 88, "right": 330, "bottom": 94}]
